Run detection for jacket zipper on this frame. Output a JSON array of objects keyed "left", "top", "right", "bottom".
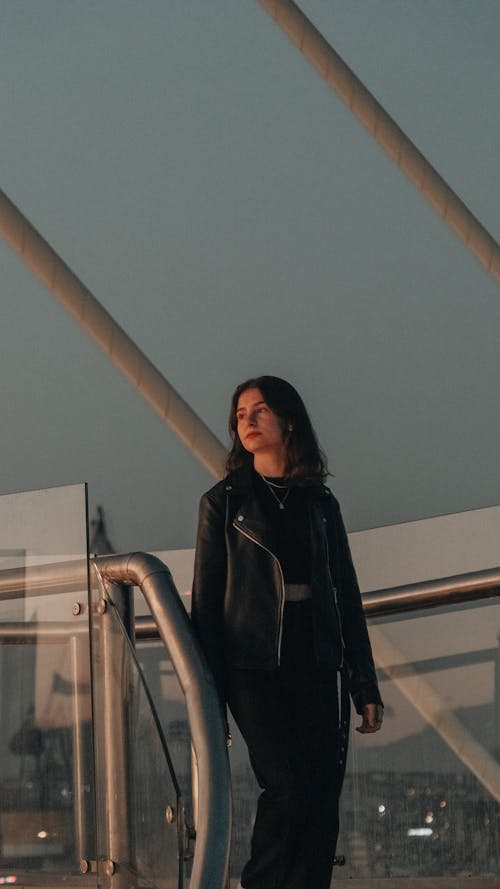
[
  {"left": 324, "top": 526, "right": 346, "bottom": 729},
  {"left": 337, "top": 670, "right": 343, "bottom": 731},
  {"left": 323, "top": 526, "right": 345, "bottom": 669},
  {"left": 233, "top": 520, "right": 286, "bottom": 667}
]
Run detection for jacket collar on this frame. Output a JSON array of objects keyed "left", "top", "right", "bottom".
[
  {"left": 222, "top": 464, "right": 253, "bottom": 495},
  {"left": 222, "top": 464, "right": 329, "bottom": 499}
]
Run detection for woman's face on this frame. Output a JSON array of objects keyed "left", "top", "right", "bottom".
[{"left": 236, "top": 388, "right": 285, "bottom": 458}]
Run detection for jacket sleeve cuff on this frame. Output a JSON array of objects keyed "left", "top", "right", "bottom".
[{"left": 351, "top": 683, "right": 384, "bottom": 715}]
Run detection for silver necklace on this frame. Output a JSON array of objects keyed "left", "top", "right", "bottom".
[{"left": 259, "top": 473, "right": 291, "bottom": 509}]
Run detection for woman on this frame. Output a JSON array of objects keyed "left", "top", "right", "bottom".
[{"left": 192, "top": 376, "right": 383, "bottom": 889}]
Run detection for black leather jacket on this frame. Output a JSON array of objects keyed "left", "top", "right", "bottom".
[{"left": 191, "top": 466, "right": 382, "bottom": 715}]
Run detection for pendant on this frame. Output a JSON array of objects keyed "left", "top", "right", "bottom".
[{"left": 279, "top": 503, "right": 285, "bottom": 509}]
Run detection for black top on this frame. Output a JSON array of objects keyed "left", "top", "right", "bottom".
[{"left": 253, "top": 471, "right": 311, "bottom": 584}]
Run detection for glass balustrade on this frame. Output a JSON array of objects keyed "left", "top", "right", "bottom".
[
  {"left": 335, "top": 598, "right": 500, "bottom": 883},
  {"left": 0, "top": 486, "right": 190, "bottom": 889},
  {"left": 129, "top": 583, "right": 500, "bottom": 887},
  {"left": 215, "top": 596, "right": 500, "bottom": 886},
  {"left": 2, "top": 483, "right": 498, "bottom": 888},
  {"left": 134, "top": 587, "right": 195, "bottom": 873},
  {"left": 0, "top": 484, "right": 94, "bottom": 884},
  {"left": 135, "top": 638, "right": 194, "bottom": 851}
]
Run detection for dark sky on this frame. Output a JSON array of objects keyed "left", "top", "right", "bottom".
[{"left": 1, "top": 0, "right": 499, "bottom": 553}]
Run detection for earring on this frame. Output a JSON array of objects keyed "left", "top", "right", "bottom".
[{"left": 288, "top": 425, "right": 293, "bottom": 432}]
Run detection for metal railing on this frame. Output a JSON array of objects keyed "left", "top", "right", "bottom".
[
  {"left": 133, "top": 564, "right": 500, "bottom": 640},
  {"left": 0, "top": 553, "right": 231, "bottom": 889},
  {"left": 94, "top": 554, "right": 231, "bottom": 889},
  {"left": 1, "top": 556, "right": 499, "bottom": 888}
]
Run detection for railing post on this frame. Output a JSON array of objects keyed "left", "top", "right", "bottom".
[
  {"left": 495, "top": 632, "right": 500, "bottom": 759},
  {"left": 93, "top": 580, "right": 136, "bottom": 889},
  {"left": 70, "top": 632, "right": 94, "bottom": 870}
]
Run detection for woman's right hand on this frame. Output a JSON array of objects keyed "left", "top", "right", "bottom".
[{"left": 355, "top": 703, "right": 384, "bottom": 734}]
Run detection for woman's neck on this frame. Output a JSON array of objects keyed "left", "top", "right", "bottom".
[{"left": 253, "top": 453, "right": 286, "bottom": 478}]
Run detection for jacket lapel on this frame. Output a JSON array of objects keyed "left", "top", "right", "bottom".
[{"left": 225, "top": 466, "right": 278, "bottom": 555}]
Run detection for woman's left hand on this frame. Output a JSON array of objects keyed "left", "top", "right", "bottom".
[{"left": 355, "top": 703, "right": 384, "bottom": 734}]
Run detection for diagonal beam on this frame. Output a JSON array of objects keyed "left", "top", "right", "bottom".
[
  {"left": 258, "top": 0, "right": 500, "bottom": 284},
  {"left": 0, "top": 188, "right": 226, "bottom": 479}
]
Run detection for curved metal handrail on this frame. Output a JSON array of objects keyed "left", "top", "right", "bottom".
[
  {"left": 0, "top": 553, "right": 231, "bottom": 889},
  {"left": 94, "top": 553, "right": 231, "bottom": 889}
]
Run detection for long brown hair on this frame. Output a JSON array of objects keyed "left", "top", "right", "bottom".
[{"left": 226, "top": 376, "right": 328, "bottom": 485}]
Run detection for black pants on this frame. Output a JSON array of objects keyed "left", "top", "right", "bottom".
[{"left": 227, "top": 601, "right": 349, "bottom": 889}]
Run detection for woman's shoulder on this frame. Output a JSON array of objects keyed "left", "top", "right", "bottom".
[
  {"left": 200, "top": 479, "right": 226, "bottom": 509},
  {"left": 310, "top": 481, "right": 339, "bottom": 504},
  {"left": 312, "top": 484, "right": 343, "bottom": 523},
  {"left": 201, "top": 466, "right": 253, "bottom": 503}
]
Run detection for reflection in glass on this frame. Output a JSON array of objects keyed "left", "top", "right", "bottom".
[
  {"left": 338, "top": 600, "right": 500, "bottom": 879},
  {"left": 136, "top": 640, "right": 194, "bottom": 836}
]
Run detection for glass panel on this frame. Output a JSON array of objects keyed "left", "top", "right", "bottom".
[
  {"left": 336, "top": 598, "right": 500, "bottom": 882},
  {"left": 135, "top": 639, "right": 194, "bottom": 840},
  {"left": 224, "top": 597, "right": 500, "bottom": 886},
  {"left": 90, "top": 568, "right": 184, "bottom": 889},
  {"left": 134, "top": 577, "right": 195, "bottom": 869},
  {"left": 0, "top": 485, "right": 95, "bottom": 883}
]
